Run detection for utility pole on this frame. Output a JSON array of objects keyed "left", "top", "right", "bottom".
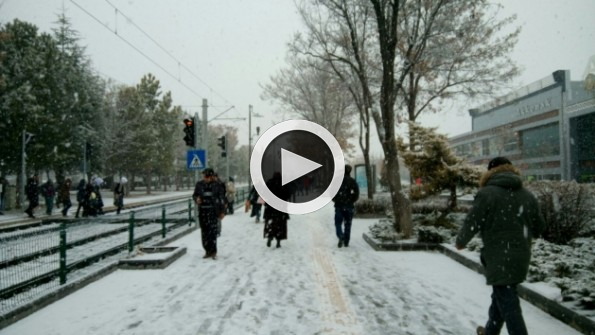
[
  {"left": 225, "top": 134, "right": 230, "bottom": 180},
  {"left": 20, "top": 130, "right": 26, "bottom": 208},
  {"left": 20, "top": 130, "right": 33, "bottom": 208},
  {"left": 83, "top": 141, "right": 87, "bottom": 180},
  {"left": 248, "top": 105, "right": 262, "bottom": 188},
  {"left": 202, "top": 99, "right": 208, "bottom": 168},
  {"left": 248, "top": 105, "right": 253, "bottom": 188},
  {"left": 193, "top": 110, "right": 200, "bottom": 222}
]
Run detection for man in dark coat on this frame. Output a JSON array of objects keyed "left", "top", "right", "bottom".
[
  {"left": 24, "top": 174, "right": 39, "bottom": 218},
  {"left": 75, "top": 179, "right": 86, "bottom": 218},
  {"left": 332, "top": 165, "right": 360, "bottom": 248},
  {"left": 456, "top": 157, "right": 545, "bottom": 335},
  {"left": 263, "top": 172, "right": 291, "bottom": 248},
  {"left": 193, "top": 168, "right": 226, "bottom": 259},
  {"left": 58, "top": 178, "right": 72, "bottom": 217}
]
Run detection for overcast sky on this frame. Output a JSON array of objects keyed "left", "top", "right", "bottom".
[{"left": 1, "top": 0, "right": 594, "bottom": 151}]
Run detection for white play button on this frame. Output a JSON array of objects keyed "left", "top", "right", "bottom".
[
  {"left": 250, "top": 120, "right": 345, "bottom": 215},
  {"left": 281, "top": 148, "right": 322, "bottom": 186}
]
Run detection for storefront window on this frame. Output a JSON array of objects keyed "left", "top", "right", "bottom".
[
  {"left": 482, "top": 139, "right": 490, "bottom": 156},
  {"left": 521, "top": 123, "right": 559, "bottom": 158}
]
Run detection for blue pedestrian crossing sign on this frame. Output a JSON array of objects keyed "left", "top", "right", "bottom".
[{"left": 187, "top": 150, "right": 206, "bottom": 170}]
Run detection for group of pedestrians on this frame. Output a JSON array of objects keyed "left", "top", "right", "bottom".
[
  {"left": 197, "top": 157, "right": 545, "bottom": 335},
  {"left": 21, "top": 174, "right": 127, "bottom": 219}
]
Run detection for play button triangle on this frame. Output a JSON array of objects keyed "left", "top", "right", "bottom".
[{"left": 281, "top": 148, "right": 322, "bottom": 186}]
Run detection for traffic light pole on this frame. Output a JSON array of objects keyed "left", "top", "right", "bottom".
[
  {"left": 193, "top": 110, "right": 200, "bottom": 223},
  {"left": 201, "top": 99, "right": 208, "bottom": 168}
]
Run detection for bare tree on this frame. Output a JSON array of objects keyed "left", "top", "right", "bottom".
[
  {"left": 292, "top": 0, "right": 379, "bottom": 199},
  {"left": 261, "top": 55, "right": 357, "bottom": 151},
  {"left": 396, "top": 0, "right": 520, "bottom": 145}
]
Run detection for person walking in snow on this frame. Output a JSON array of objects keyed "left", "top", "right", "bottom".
[
  {"left": 213, "top": 172, "right": 227, "bottom": 236},
  {"left": 91, "top": 177, "right": 105, "bottom": 215},
  {"left": 113, "top": 177, "right": 127, "bottom": 215},
  {"left": 247, "top": 185, "right": 262, "bottom": 223},
  {"left": 263, "top": 172, "right": 291, "bottom": 248},
  {"left": 193, "top": 168, "right": 226, "bottom": 260},
  {"left": 75, "top": 179, "right": 86, "bottom": 218},
  {"left": 84, "top": 182, "right": 99, "bottom": 217},
  {"left": 225, "top": 177, "right": 236, "bottom": 215},
  {"left": 455, "top": 157, "right": 545, "bottom": 335},
  {"left": 58, "top": 178, "right": 72, "bottom": 216},
  {"left": 24, "top": 174, "right": 40, "bottom": 218},
  {"left": 40, "top": 179, "right": 56, "bottom": 215},
  {"left": 332, "top": 164, "right": 360, "bottom": 248}
]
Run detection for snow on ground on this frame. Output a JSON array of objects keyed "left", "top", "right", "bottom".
[{"left": 0, "top": 203, "right": 580, "bottom": 335}]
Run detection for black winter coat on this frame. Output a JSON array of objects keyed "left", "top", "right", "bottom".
[
  {"left": 456, "top": 165, "right": 545, "bottom": 286},
  {"left": 332, "top": 175, "right": 359, "bottom": 208}
]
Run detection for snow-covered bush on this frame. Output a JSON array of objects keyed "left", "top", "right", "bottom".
[
  {"left": 528, "top": 238, "right": 595, "bottom": 309},
  {"left": 416, "top": 226, "right": 448, "bottom": 243},
  {"left": 525, "top": 181, "right": 594, "bottom": 245},
  {"left": 368, "top": 219, "right": 402, "bottom": 242},
  {"left": 355, "top": 198, "right": 390, "bottom": 216}
]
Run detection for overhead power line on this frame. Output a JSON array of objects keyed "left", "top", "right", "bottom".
[{"left": 69, "top": 0, "right": 235, "bottom": 110}]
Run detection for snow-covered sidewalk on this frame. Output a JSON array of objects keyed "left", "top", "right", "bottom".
[{"left": 0, "top": 204, "right": 580, "bottom": 334}]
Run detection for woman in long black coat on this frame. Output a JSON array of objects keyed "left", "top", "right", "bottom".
[{"left": 263, "top": 172, "right": 292, "bottom": 248}]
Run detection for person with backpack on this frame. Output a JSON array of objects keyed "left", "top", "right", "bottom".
[{"left": 332, "top": 165, "right": 360, "bottom": 248}]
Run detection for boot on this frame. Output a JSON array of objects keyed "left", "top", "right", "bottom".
[
  {"left": 276, "top": 240, "right": 281, "bottom": 248},
  {"left": 203, "top": 252, "right": 212, "bottom": 259},
  {"left": 211, "top": 252, "right": 217, "bottom": 260},
  {"left": 267, "top": 237, "right": 273, "bottom": 247},
  {"left": 338, "top": 239, "right": 343, "bottom": 248}
]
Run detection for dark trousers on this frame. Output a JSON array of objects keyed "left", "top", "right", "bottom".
[
  {"left": 485, "top": 285, "right": 528, "bottom": 335},
  {"left": 25, "top": 199, "right": 38, "bottom": 216},
  {"left": 250, "top": 203, "right": 262, "bottom": 220},
  {"left": 75, "top": 202, "right": 83, "bottom": 218},
  {"left": 61, "top": 199, "right": 72, "bottom": 216},
  {"left": 334, "top": 206, "right": 354, "bottom": 243},
  {"left": 199, "top": 208, "right": 218, "bottom": 255}
]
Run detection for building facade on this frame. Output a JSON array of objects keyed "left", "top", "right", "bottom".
[{"left": 450, "top": 70, "right": 595, "bottom": 182}]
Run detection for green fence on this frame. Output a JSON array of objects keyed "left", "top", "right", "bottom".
[{"left": 0, "top": 199, "right": 194, "bottom": 318}]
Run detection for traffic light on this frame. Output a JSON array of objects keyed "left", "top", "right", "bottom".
[
  {"left": 183, "top": 118, "right": 195, "bottom": 147},
  {"left": 218, "top": 135, "right": 227, "bottom": 157}
]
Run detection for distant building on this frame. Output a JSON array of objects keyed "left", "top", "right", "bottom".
[{"left": 450, "top": 70, "right": 595, "bottom": 182}]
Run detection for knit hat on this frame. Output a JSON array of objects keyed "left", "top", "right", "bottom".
[
  {"left": 487, "top": 157, "right": 512, "bottom": 170},
  {"left": 202, "top": 168, "right": 215, "bottom": 177}
]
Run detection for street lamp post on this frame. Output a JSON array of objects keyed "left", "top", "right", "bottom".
[{"left": 248, "top": 105, "right": 262, "bottom": 187}]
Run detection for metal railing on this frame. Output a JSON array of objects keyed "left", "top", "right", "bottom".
[{"left": 0, "top": 199, "right": 195, "bottom": 317}]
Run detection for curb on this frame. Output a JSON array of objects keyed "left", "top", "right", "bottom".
[{"left": 362, "top": 233, "right": 595, "bottom": 335}]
